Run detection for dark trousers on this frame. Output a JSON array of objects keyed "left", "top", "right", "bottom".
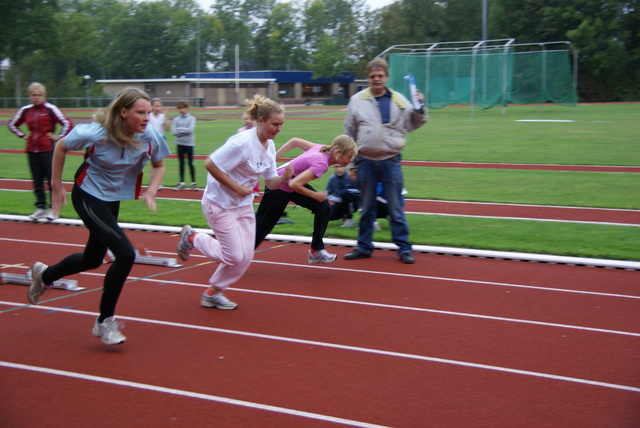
[
  {"left": 355, "top": 156, "right": 411, "bottom": 255},
  {"left": 329, "top": 190, "right": 360, "bottom": 221},
  {"left": 255, "top": 185, "right": 330, "bottom": 251},
  {"left": 27, "top": 151, "right": 53, "bottom": 209},
  {"left": 177, "top": 144, "right": 195, "bottom": 183},
  {"left": 42, "top": 186, "right": 136, "bottom": 321}
]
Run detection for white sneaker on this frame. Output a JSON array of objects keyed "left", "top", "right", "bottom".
[
  {"left": 340, "top": 218, "right": 354, "bottom": 228},
  {"left": 177, "top": 225, "right": 196, "bottom": 261},
  {"left": 201, "top": 290, "right": 238, "bottom": 310},
  {"left": 191, "top": 182, "right": 198, "bottom": 191},
  {"left": 29, "top": 208, "right": 47, "bottom": 220},
  {"left": 46, "top": 209, "right": 59, "bottom": 221},
  {"left": 308, "top": 249, "right": 337, "bottom": 265},
  {"left": 28, "top": 262, "right": 49, "bottom": 304},
  {"left": 174, "top": 182, "right": 185, "bottom": 190},
  {"left": 92, "top": 316, "right": 126, "bottom": 345}
]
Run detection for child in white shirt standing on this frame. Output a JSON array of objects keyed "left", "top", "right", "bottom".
[{"left": 149, "top": 98, "right": 170, "bottom": 136}]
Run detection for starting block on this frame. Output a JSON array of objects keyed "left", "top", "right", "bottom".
[
  {"left": 0, "top": 271, "right": 85, "bottom": 291},
  {"left": 132, "top": 254, "right": 181, "bottom": 267},
  {"left": 104, "top": 246, "right": 181, "bottom": 268}
]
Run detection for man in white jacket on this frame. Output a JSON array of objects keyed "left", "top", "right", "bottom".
[{"left": 343, "top": 57, "right": 428, "bottom": 264}]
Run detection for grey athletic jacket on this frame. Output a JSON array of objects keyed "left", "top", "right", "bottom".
[
  {"left": 171, "top": 113, "right": 196, "bottom": 147},
  {"left": 344, "top": 87, "right": 427, "bottom": 161}
]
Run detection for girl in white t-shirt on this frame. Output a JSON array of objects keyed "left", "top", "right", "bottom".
[
  {"left": 176, "top": 95, "right": 292, "bottom": 310},
  {"left": 149, "top": 98, "right": 170, "bottom": 136},
  {"left": 149, "top": 98, "right": 170, "bottom": 190},
  {"left": 237, "top": 112, "right": 262, "bottom": 197}
]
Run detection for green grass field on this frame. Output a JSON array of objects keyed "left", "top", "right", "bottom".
[{"left": 1, "top": 103, "right": 639, "bottom": 260}]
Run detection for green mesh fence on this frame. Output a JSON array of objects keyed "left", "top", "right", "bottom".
[
  {"left": 509, "top": 50, "right": 577, "bottom": 105},
  {"left": 387, "top": 43, "right": 577, "bottom": 110}
]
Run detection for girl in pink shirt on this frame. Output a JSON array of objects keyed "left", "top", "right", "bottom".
[{"left": 255, "top": 135, "right": 357, "bottom": 264}]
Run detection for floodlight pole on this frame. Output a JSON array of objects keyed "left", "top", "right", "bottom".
[
  {"left": 83, "top": 75, "right": 91, "bottom": 108},
  {"left": 482, "top": 0, "right": 487, "bottom": 41},
  {"left": 196, "top": 15, "right": 201, "bottom": 106},
  {"left": 235, "top": 44, "right": 240, "bottom": 106}
]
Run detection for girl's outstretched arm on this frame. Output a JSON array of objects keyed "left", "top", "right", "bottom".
[{"left": 276, "top": 137, "right": 315, "bottom": 159}]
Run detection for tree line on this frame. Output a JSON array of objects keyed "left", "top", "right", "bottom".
[{"left": 0, "top": 0, "right": 637, "bottom": 103}]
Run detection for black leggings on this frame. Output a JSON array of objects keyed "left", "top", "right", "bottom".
[
  {"left": 177, "top": 144, "right": 195, "bottom": 183},
  {"left": 255, "top": 185, "right": 330, "bottom": 251},
  {"left": 42, "top": 186, "right": 136, "bottom": 321},
  {"left": 27, "top": 151, "right": 53, "bottom": 209}
]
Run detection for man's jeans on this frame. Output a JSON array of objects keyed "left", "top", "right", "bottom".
[{"left": 355, "top": 155, "right": 411, "bottom": 255}]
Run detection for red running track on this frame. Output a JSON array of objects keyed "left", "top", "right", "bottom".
[
  {"left": 1, "top": 221, "right": 639, "bottom": 427},
  {"left": 2, "top": 147, "right": 639, "bottom": 173}
]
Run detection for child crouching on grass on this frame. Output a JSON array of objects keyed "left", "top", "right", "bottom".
[
  {"left": 254, "top": 135, "right": 358, "bottom": 264},
  {"left": 327, "top": 164, "right": 360, "bottom": 228}
]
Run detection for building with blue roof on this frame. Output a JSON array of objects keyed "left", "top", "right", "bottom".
[{"left": 98, "top": 70, "right": 357, "bottom": 107}]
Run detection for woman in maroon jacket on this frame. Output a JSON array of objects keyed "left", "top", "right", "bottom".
[{"left": 8, "top": 82, "right": 73, "bottom": 220}]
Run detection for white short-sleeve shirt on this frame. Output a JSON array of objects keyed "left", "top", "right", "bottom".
[{"left": 203, "top": 127, "right": 277, "bottom": 209}]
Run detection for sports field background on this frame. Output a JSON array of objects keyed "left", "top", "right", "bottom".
[{"left": 1, "top": 102, "right": 639, "bottom": 260}]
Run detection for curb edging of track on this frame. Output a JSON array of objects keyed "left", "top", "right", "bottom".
[{"left": 2, "top": 214, "right": 639, "bottom": 271}]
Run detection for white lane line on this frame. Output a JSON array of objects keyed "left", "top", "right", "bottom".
[
  {"left": 249, "top": 261, "right": 640, "bottom": 301},
  {"left": 1, "top": 304, "right": 639, "bottom": 393},
  {"left": 2, "top": 235, "right": 640, "bottom": 302},
  {"left": 404, "top": 211, "right": 640, "bottom": 227},
  {"left": 5, "top": 269, "right": 638, "bottom": 338},
  {"left": 0, "top": 361, "right": 389, "bottom": 428},
  {"left": 515, "top": 119, "right": 575, "bottom": 122},
  {"left": 5, "top": 266, "right": 639, "bottom": 338},
  {"left": 3, "top": 218, "right": 639, "bottom": 270},
  {"left": 405, "top": 199, "right": 640, "bottom": 211},
  {"left": 0, "top": 254, "right": 640, "bottom": 337}
]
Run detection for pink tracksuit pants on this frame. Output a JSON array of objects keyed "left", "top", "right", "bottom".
[{"left": 193, "top": 198, "right": 256, "bottom": 290}]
